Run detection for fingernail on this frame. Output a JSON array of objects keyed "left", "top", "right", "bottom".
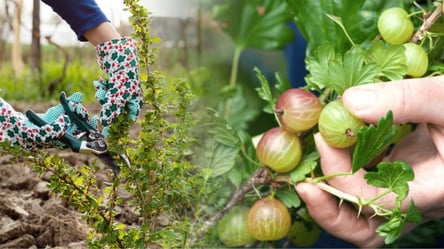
[
  {"left": 343, "top": 87, "right": 377, "bottom": 115},
  {"left": 295, "top": 183, "right": 307, "bottom": 198},
  {"left": 313, "top": 132, "right": 327, "bottom": 151}
]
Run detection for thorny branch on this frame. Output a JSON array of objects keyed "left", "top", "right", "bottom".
[
  {"left": 186, "top": 2, "right": 444, "bottom": 247},
  {"left": 410, "top": 1, "right": 443, "bottom": 43},
  {"left": 187, "top": 168, "right": 270, "bottom": 247}
]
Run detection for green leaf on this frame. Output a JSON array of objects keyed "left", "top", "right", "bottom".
[
  {"left": 274, "top": 72, "right": 291, "bottom": 93},
  {"left": 364, "top": 161, "right": 414, "bottom": 202},
  {"left": 227, "top": 166, "right": 244, "bottom": 188},
  {"left": 366, "top": 40, "right": 407, "bottom": 80},
  {"left": 376, "top": 208, "right": 404, "bottom": 244},
  {"left": 305, "top": 43, "right": 340, "bottom": 91},
  {"left": 405, "top": 200, "right": 422, "bottom": 224},
  {"left": 225, "top": 85, "right": 262, "bottom": 130},
  {"left": 290, "top": 152, "right": 319, "bottom": 184},
  {"left": 352, "top": 111, "right": 397, "bottom": 172},
  {"left": 214, "top": 0, "right": 294, "bottom": 50},
  {"left": 276, "top": 187, "right": 301, "bottom": 209},
  {"left": 202, "top": 139, "right": 239, "bottom": 177},
  {"left": 285, "top": 0, "right": 400, "bottom": 55},
  {"left": 335, "top": 45, "right": 378, "bottom": 94},
  {"left": 206, "top": 109, "right": 241, "bottom": 147},
  {"left": 376, "top": 201, "right": 422, "bottom": 245},
  {"left": 305, "top": 44, "right": 378, "bottom": 94},
  {"left": 254, "top": 67, "right": 276, "bottom": 114}
]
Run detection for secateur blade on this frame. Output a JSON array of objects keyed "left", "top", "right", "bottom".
[
  {"left": 59, "top": 92, "right": 127, "bottom": 175},
  {"left": 97, "top": 153, "right": 121, "bottom": 175}
]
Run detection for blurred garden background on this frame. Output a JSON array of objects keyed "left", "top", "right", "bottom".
[
  {"left": 0, "top": 0, "right": 287, "bottom": 137},
  {"left": 0, "top": 1, "right": 293, "bottom": 247}
]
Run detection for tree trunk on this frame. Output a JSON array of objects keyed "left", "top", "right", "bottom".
[
  {"left": 12, "top": 0, "right": 24, "bottom": 78},
  {"left": 30, "top": 0, "right": 41, "bottom": 75}
]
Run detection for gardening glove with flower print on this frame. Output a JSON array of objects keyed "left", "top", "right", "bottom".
[
  {"left": 0, "top": 92, "right": 95, "bottom": 150},
  {"left": 94, "top": 36, "right": 143, "bottom": 127}
]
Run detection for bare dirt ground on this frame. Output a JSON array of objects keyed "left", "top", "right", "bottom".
[{"left": 0, "top": 101, "right": 139, "bottom": 249}]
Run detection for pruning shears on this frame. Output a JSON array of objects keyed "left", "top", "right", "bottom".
[{"left": 25, "top": 92, "right": 129, "bottom": 175}]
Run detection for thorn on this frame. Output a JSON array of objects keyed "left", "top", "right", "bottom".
[{"left": 357, "top": 205, "right": 363, "bottom": 218}]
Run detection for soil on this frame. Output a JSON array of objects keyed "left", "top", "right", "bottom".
[{"left": 0, "top": 101, "right": 140, "bottom": 249}]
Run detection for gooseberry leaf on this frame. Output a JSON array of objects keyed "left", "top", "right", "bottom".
[
  {"left": 200, "top": 139, "right": 239, "bottom": 177},
  {"left": 405, "top": 200, "right": 422, "bottom": 224},
  {"left": 254, "top": 67, "right": 275, "bottom": 114},
  {"left": 213, "top": 0, "right": 294, "bottom": 50},
  {"left": 276, "top": 187, "right": 301, "bottom": 209},
  {"left": 290, "top": 152, "right": 319, "bottom": 184},
  {"left": 376, "top": 208, "right": 404, "bottom": 244},
  {"left": 305, "top": 43, "right": 378, "bottom": 95},
  {"left": 305, "top": 43, "right": 340, "bottom": 91},
  {"left": 352, "top": 111, "right": 397, "bottom": 172},
  {"left": 366, "top": 40, "right": 407, "bottom": 80},
  {"left": 364, "top": 161, "right": 414, "bottom": 203},
  {"left": 376, "top": 201, "right": 422, "bottom": 245},
  {"left": 286, "top": 0, "right": 401, "bottom": 55}
]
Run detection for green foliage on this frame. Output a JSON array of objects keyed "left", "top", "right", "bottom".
[
  {"left": 200, "top": 0, "right": 444, "bottom": 247},
  {"left": 305, "top": 41, "right": 408, "bottom": 95},
  {"left": 361, "top": 161, "right": 421, "bottom": 244},
  {"left": 352, "top": 111, "right": 397, "bottom": 172},
  {"left": 365, "top": 161, "right": 414, "bottom": 204},
  {"left": 213, "top": 0, "right": 294, "bottom": 50},
  {"left": 285, "top": 0, "right": 401, "bottom": 55},
  {"left": 366, "top": 40, "right": 407, "bottom": 80},
  {"left": 2, "top": 0, "right": 208, "bottom": 248},
  {"left": 0, "top": 47, "right": 100, "bottom": 102}
]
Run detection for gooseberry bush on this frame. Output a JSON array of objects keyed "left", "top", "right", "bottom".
[
  {"left": 1, "top": 0, "right": 208, "bottom": 248},
  {"left": 196, "top": 0, "right": 444, "bottom": 248}
]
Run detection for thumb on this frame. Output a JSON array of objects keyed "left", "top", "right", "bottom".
[
  {"left": 295, "top": 182, "right": 384, "bottom": 247},
  {"left": 342, "top": 75, "right": 444, "bottom": 125}
]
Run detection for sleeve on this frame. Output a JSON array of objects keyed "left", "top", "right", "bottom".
[{"left": 41, "top": 0, "right": 110, "bottom": 41}]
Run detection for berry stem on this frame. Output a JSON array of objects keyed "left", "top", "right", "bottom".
[
  {"left": 410, "top": 1, "right": 443, "bottom": 43},
  {"left": 305, "top": 179, "right": 393, "bottom": 217},
  {"left": 305, "top": 179, "right": 360, "bottom": 204}
]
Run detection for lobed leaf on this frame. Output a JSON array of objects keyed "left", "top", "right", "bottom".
[
  {"left": 214, "top": 0, "right": 294, "bottom": 50},
  {"left": 290, "top": 152, "right": 319, "bottom": 184},
  {"left": 352, "top": 111, "right": 397, "bottom": 172},
  {"left": 364, "top": 161, "right": 414, "bottom": 203},
  {"left": 366, "top": 40, "right": 407, "bottom": 80},
  {"left": 276, "top": 187, "right": 301, "bottom": 209},
  {"left": 254, "top": 67, "right": 275, "bottom": 114},
  {"left": 305, "top": 43, "right": 378, "bottom": 95}
]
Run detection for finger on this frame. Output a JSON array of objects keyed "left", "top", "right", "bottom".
[
  {"left": 296, "top": 182, "right": 384, "bottom": 247},
  {"left": 126, "top": 100, "right": 139, "bottom": 122},
  {"left": 67, "top": 92, "right": 83, "bottom": 103},
  {"left": 342, "top": 76, "right": 444, "bottom": 125},
  {"left": 314, "top": 133, "right": 376, "bottom": 198},
  {"left": 95, "top": 89, "right": 107, "bottom": 105},
  {"left": 427, "top": 124, "right": 444, "bottom": 159},
  {"left": 100, "top": 101, "right": 124, "bottom": 126},
  {"left": 387, "top": 124, "right": 437, "bottom": 165}
]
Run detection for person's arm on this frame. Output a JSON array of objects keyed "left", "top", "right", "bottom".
[
  {"left": 41, "top": 0, "right": 143, "bottom": 128},
  {"left": 41, "top": 0, "right": 115, "bottom": 44},
  {"left": 83, "top": 22, "right": 120, "bottom": 45},
  {"left": 0, "top": 93, "right": 91, "bottom": 150}
]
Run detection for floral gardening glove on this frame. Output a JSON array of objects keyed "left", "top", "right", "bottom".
[
  {"left": 0, "top": 92, "right": 96, "bottom": 150},
  {"left": 94, "top": 36, "right": 143, "bottom": 127}
]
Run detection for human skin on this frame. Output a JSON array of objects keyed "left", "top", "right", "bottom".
[
  {"left": 295, "top": 75, "right": 444, "bottom": 247},
  {"left": 83, "top": 22, "right": 121, "bottom": 45}
]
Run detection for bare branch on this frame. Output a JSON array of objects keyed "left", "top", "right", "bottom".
[{"left": 410, "top": 1, "right": 443, "bottom": 43}]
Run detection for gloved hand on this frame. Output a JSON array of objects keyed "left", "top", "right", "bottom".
[
  {"left": 94, "top": 36, "right": 143, "bottom": 127},
  {"left": 0, "top": 92, "right": 95, "bottom": 150}
]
